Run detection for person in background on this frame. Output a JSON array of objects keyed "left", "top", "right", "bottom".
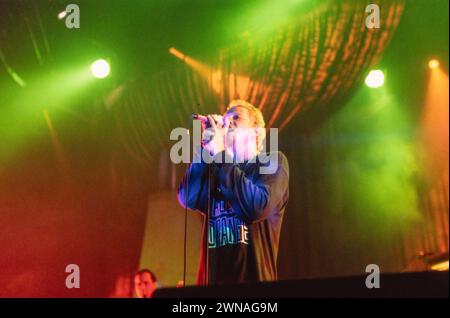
[{"left": 134, "top": 269, "right": 158, "bottom": 298}]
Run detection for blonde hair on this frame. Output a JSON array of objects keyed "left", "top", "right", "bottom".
[{"left": 226, "top": 99, "right": 266, "bottom": 151}]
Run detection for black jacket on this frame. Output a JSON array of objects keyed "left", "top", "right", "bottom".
[{"left": 178, "top": 151, "right": 289, "bottom": 285}]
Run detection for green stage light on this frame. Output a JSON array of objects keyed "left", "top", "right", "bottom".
[
  {"left": 1, "top": 64, "right": 95, "bottom": 165},
  {"left": 365, "top": 70, "right": 384, "bottom": 88},
  {"left": 91, "top": 59, "right": 110, "bottom": 79}
]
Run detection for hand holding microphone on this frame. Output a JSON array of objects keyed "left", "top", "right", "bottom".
[{"left": 193, "top": 113, "right": 230, "bottom": 157}]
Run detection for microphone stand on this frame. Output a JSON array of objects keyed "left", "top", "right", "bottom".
[
  {"left": 200, "top": 118, "right": 223, "bottom": 286},
  {"left": 204, "top": 163, "right": 211, "bottom": 286},
  {"left": 204, "top": 146, "right": 219, "bottom": 286}
]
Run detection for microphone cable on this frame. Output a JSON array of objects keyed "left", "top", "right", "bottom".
[{"left": 182, "top": 117, "right": 192, "bottom": 287}]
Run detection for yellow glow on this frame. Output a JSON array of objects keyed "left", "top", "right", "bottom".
[
  {"left": 169, "top": 47, "right": 185, "bottom": 60},
  {"left": 428, "top": 59, "right": 440, "bottom": 69},
  {"left": 431, "top": 260, "right": 449, "bottom": 271},
  {"left": 168, "top": 47, "right": 268, "bottom": 113}
]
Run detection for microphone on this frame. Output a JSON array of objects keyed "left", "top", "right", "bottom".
[
  {"left": 191, "top": 114, "right": 226, "bottom": 129},
  {"left": 191, "top": 114, "right": 208, "bottom": 122}
]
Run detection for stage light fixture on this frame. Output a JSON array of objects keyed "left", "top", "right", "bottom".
[
  {"left": 428, "top": 59, "right": 440, "bottom": 69},
  {"left": 90, "top": 59, "right": 110, "bottom": 79},
  {"left": 58, "top": 11, "right": 67, "bottom": 20},
  {"left": 365, "top": 70, "right": 384, "bottom": 88}
]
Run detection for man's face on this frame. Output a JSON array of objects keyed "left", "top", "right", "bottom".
[
  {"left": 224, "top": 106, "right": 259, "bottom": 162},
  {"left": 224, "top": 106, "right": 254, "bottom": 130},
  {"left": 134, "top": 272, "right": 157, "bottom": 298}
]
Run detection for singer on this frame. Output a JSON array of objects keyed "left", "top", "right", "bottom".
[{"left": 177, "top": 99, "right": 289, "bottom": 285}]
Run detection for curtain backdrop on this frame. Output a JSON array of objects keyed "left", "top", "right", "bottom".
[{"left": 113, "top": 0, "right": 404, "bottom": 165}]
